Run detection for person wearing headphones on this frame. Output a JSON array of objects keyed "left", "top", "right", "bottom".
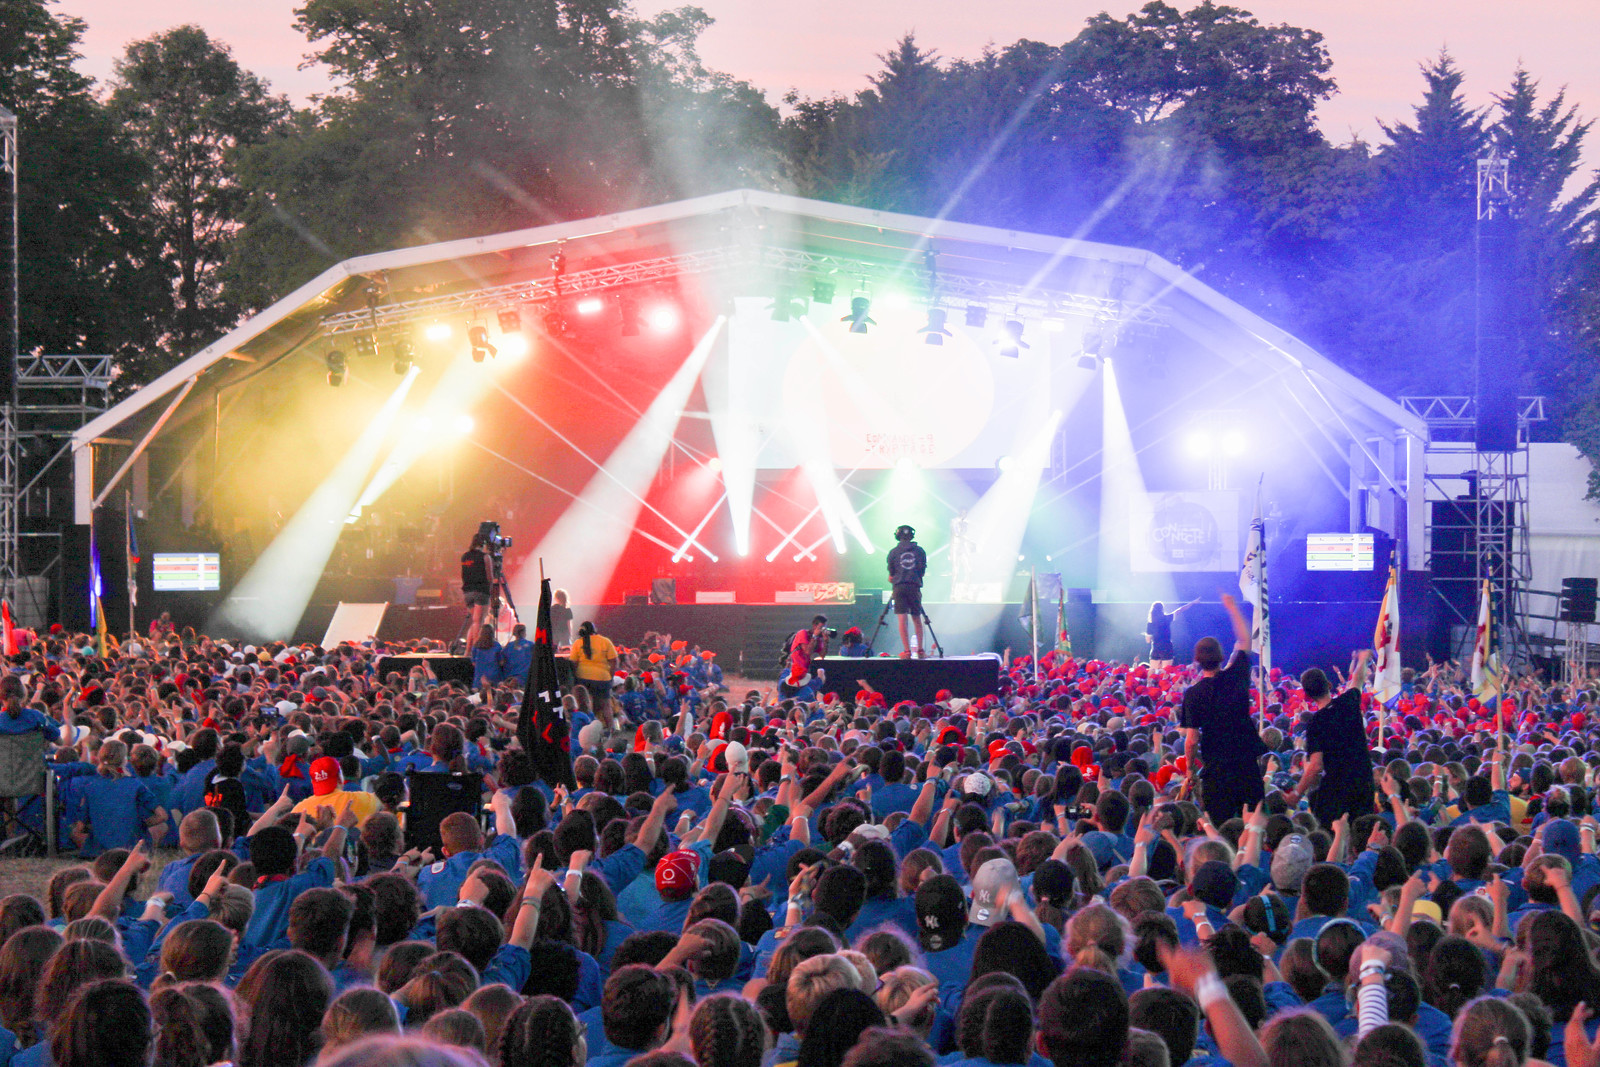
[{"left": 886, "top": 524, "right": 928, "bottom": 658}]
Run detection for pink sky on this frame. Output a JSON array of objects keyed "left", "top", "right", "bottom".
[{"left": 62, "top": 0, "right": 1600, "bottom": 155}]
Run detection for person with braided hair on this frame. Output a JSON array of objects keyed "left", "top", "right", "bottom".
[
  {"left": 500, "top": 994, "right": 584, "bottom": 1067},
  {"left": 690, "top": 993, "right": 769, "bottom": 1067}
]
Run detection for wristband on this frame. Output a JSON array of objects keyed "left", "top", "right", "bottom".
[
  {"left": 1195, "top": 972, "right": 1227, "bottom": 1009},
  {"left": 1359, "top": 961, "right": 1387, "bottom": 978}
]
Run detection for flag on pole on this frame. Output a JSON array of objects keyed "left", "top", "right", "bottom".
[
  {"left": 1019, "top": 575, "right": 1035, "bottom": 633},
  {"left": 1239, "top": 482, "right": 1271, "bottom": 674},
  {"left": 95, "top": 594, "right": 108, "bottom": 657},
  {"left": 125, "top": 495, "right": 140, "bottom": 609},
  {"left": 1056, "top": 585, "right": 1072, "bottom": 657},
  {"left": 1471, "top": 580, "right": 1500, "bottom": 703},
  {"left": 519, "top": 574, "right": 576, "bottom": 790},
  {"left": 1372, "top": 565, "right": 1403, "bottom": 706},
  {"left": 88, "top": 514, "right": 103, "bottom": 630},
  {"left": 1, "top": 600, "right": 15, "bottom": 658}
]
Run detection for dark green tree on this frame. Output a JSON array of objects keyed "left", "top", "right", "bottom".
[
  {"left": 109, "top": 25, "right": 290, "bottom": 375},
  {"left": 0, "top": 0, "right": 164, "bottom": 365}
]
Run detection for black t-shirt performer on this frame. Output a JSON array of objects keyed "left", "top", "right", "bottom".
[
  {"left": 1180, "top": 593, "right": 1268, "bottom": 826},
  {"left": 885, "top": 525, "right": 928, "bottom": 659},
  {"left": 1145, "top": 598, "right": 1199, "bottom": 668},
  {"left": 1284, "top": 650, "right": 1376, "bottom": 826},
  {"left": 460, "top": 532, "right": 495, "bottom": 637}
]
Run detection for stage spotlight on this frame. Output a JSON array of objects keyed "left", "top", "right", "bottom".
[
  {"left": 997, "top": 454, "right": 1016, "bottom": 472},
  {"left": 707, "top": 456, "right": 723, "bottom": 473},
  {"left": 468, "top": 325, "right": 497, "bottom": 363},
  {"left": 543, "top": 305, "right": 568, "bottom": 337},
  {"left": 965, "top": 305, "right": 988, "bottom": 328},
  {"left": 919, "top": 308, "right": 953, "bottom": 345},
  {"left": 646, "top": 304, "right": 680, "bottom": 334},
  {"left": 424, "top": 322, "right": 452, "bottom": 342},
  {"left": 895, "top": 456, "right": 917, "bottom": 472},
  {"left": 770, "top": 287, "right": 806, "bottom": 322},
  {"left": 498, "top": 333, "right": 530, "bottom": 361},
  {"left": 576, "top": 296, "right": 605, "bottom": 316},
  {"left": 841, "top": 296, "right": 874, "bottom": 334},
  {"left": 812, "top": 279, "right": 836, "bottom": 304},
  {"left": 392, "top": 336, "right": 415, "bottom": 375},
  {"left": 353, "top": 334, "right": 377, "bottom": 359},
  {"left": 617, "top": 293, "right": 639, "bottom": 336},
  {"left": 325, "top": 349, "right": 346, "bottom": 387},
  {"left": 1186, "top": 429, "right": 1214, "bottom": 456},
  {"left": 452, "top": 414, "right": 475, "bottom": 435},
  {"left": 1221, "top": 429, "right": 1246, "bottom": 456},
  {"left": 998, "top": 320, "right": 1029, "bottom": 358},
  {"left": 1044, "top": 554, "right": 1054, "bottom": 562},
  {"left": 1076, "top": 354, "right": 1100, "bottom": 370},
  {"left": 496, "top": 308, "right": 522, "bottom": 334}
]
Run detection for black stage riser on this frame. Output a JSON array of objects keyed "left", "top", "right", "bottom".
[{"left": 813, "top": 656, "right": 1001, "bottom": 705}]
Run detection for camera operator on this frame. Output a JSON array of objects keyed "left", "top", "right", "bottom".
[
  {"left": 887, "top": 524, "right": 928, "bottom": 658},
  {"left": 460, "top": 529, "right": 495, "bottom": 637}
]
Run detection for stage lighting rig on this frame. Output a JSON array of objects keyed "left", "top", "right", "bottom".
[
  {"left": 770, "top": 285, "right": 806, "bottom": 322},
  {"left": 919, "top": 308, "right": 953, "bottom": 345},
  {"left": 392, "top": 335, "right": 415, "bottom": 375},
  {"left": 965, "top": 305, "right": 988, "bottom": 328},
  {"left": 812, "top": 279, "right": 836, "bottom": 305},
  {"left": 842, "top": 295, "right": 874, "bottom": 334},
  {"left": 325, "top": 349, "right": 346, "bottom": 387},
  {"left": 468, "top": 325, "right": 497, "bottom": 362},
  {"left": 353, "top": 333, "right": 377, "bottom": 359},
  {"left": 998, "top": 320, "right": 1029, "bottom": 358},
  {"left": 496, "top": 308, "right": 522, "bottom": 334}
]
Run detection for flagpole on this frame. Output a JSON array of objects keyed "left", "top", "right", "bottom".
[
  {"left": 1030, "top": 567, "right": 1040, "bottom": 685},
  {"left": 124, "top": 490, "right": 134, "bottom": 637},
  {"left": 1490, "top": 581, "right": 1503, "bottom": 756},
  {"left": 1257, "top": 489, "right": 1267, "bottom": 727}
]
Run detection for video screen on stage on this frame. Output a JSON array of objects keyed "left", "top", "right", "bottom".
[
  {"left": 1306, "top": 533, "right": 1375, "bottom": 571},
  {"left": 712, "top": 297, "right": 1064, "bottom": 470},
  {"left": 152, "top": 553, "right": 221, "bottom": 591}
]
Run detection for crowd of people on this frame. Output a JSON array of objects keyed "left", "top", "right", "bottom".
[{"left": 0, "top": 597, "right": 1598, "bottom": 1067}]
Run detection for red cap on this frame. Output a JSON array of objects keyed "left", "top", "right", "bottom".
[
  {"left": 655, "top": 849, "right": 700, "bottom": 900},
  {"left": 310, "top": 756, "right": 341, "bottom": 796}
]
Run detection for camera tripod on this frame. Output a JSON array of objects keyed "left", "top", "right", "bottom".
[{"left": 865, "top": 597, "right": 944, "bottom": 658}]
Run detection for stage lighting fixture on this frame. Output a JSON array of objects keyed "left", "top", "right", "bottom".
[
  {"left": 770, "top": 287, "right": 806, "bottom": 322},
  {"left": 1221, "top": 429, "right": 1246, "bottom": 456},
  {"left": 895, "top": 457, "right": 917, "bottom": 472},
  {"left": 919, "top": 308, "right": 953, "bottom": 345},
  {"left": 1076, "top": 354, "right": 1100, "bottom": 370},
  {"left": 424, "top": 322, "right": 452, "bottom": 342},
  {"left": 576, "top": 296, "right": 605, "bottom": 316},
  {"left": 468, "top": 324, "right": 497, "bottom": 363},
  {"left": 841, "top": 296, "right": 874, "bottom": 334},
  {"left": 997, "top": 454, "right": 1016, "bottom": 472},
  {"left": 543, "top": 305, "right": 568, "bottom": 337},
  {"left": 617, "top": 293, "right": 639, "bottom": 336},
  {"left": 498, "top": 333, "right": 530, "bottom": 360},
  {"left": 965, "top": 305, "right": 988, "bottom": 328},
  {"left": 391, "top": 336, "right": 415, "bottom": 375},
  {"left": 496, "top": 308, "right": 522, "bottom": 334},
  {"left": 325, "top": 350, "right": 346, "bottom": 387},
  {"left": 1186, "top": 429, "right": 1214, "bottom": 457},
  {"left": 998, "top": 320, "right": 1030, "bottom": 358},
  {"left": 353, "top": 333, "right": 377, "bottom": 359},
  {"left": 812, "top": 279, "right": 836, "bottom": 304},
  {"left": 707, "top": 456, "right": 723, "bottom": 473},
  {"left": 452, "top": 414, "right": 475, "bottom": 436},
  {"left": 646, "top": 304, "right": 680, "bottom": 334}
]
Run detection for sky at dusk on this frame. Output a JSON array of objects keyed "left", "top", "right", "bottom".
[{"left": 60, "top": 0, "right": 1600, "bottom": 157}]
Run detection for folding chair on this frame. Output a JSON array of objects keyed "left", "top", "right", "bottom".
[
  {"left": 402, "top": 771, "right": 485, "bottom": 855},
  {"left": 0, "top": 731, "right": 55, "bottom": 856}
]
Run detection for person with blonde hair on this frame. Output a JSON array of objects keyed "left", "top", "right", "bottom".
[
  {"left": 874, "top": 967, "right": 938, "bottom": 1040},
  {"left": 321, "top": 987, "right": 401, "bottom": 1051}
]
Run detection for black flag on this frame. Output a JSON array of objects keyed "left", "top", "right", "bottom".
[{"left": 519, "top": 577, "right": 576, "bottom": 789}]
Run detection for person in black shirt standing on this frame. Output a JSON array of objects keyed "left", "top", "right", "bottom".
[
  {"left": 1145, "top": 598, "right": 1199, "bottom": 668},
  {"left": 886, "top": 525, "right": 928, "bottom": 658},
  {"left": 1180, "top": 593, "right": 1267, "bottom": 825},
  {"left": 460, "top": 530, "right": 495, "bottom": 640},
  {"left": 1285, "top": 650, "right": 1375, "bottom": 826}
]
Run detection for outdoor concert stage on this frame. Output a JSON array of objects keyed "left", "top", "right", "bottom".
[{"left": 68, "top": 190, "right": 1444, "bottom": 670}]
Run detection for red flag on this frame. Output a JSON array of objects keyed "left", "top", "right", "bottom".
[{"left": 2, "top": 600, "right": 16, "bottom": 657}]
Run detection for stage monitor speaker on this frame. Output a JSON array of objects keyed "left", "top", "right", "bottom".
[
  {"left": 650, "top": 579, "right": 677, "bottom": 605},
  {"left": 402, "top": 772, "right": 484, "bottom": 853},
  {"left": 1560, "top": 577, "right": 1598, "bottom": 623},
  {"left": 376, "top": 654, "right": 474, "bottom": 686},
  {"left": 1476, "top": 395, "right": 1519, "bottom": 452}
]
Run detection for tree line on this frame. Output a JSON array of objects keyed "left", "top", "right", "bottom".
[{"left": 5, "top": 0, "right": 1598, "bottom": 478}]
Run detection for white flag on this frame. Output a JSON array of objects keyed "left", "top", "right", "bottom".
[
  {"left": 1239, "top": 483, "right": 1270, "bottom": 673},
  {"left": 1471, "top": 580, "right": 1500, "bottom": 702},
  {"left": 1372, "top": 566, "right": 1403, "bottom": 705}
]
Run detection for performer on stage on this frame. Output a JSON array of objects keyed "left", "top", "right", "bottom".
[
  {"left": 780, "top": 615, "right": 830, "bottom": 700},
  {"left": 1179, "top": 593, "right": 1266, "bottom": 825},
  {"left": 1283, "top": 650, "right": 1376, "bottom": 825},
  {"left": 949, "top": 509, "right": 973, "bottom": 586},
  {"left": 1145, "top": 598, "right": 1199, "bottom": 668},
  {"left": 886, "top": 525, "right": 928, "bottom": 658}
]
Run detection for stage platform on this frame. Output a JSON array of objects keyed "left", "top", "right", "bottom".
[{"left": 813, "top": 655, "right": 1002, "bottom": 704}]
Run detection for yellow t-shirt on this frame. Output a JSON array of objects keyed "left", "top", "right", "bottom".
[
  {"left": 569, "top": 634, "right": 618, "bottom": 682},
  {"left": 293, "top": 788, "right": 381, "bottom": 825}
]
